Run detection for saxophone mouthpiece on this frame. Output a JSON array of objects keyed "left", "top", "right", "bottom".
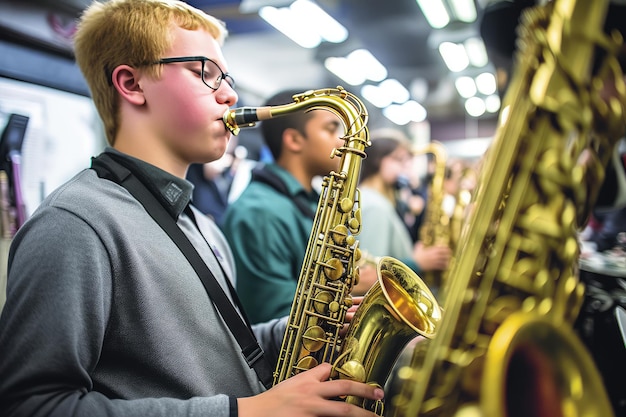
[{"left": 223, "top": 106, "right": 273, "bottom": 135}]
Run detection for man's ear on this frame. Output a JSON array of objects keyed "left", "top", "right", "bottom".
[
  {"left": 283, "top": 127, "right": 305, "bottom": 153},
  {"left": 111, "top": 65, "right": 146, "bottom": 106}
]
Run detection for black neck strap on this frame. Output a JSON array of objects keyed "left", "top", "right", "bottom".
[{"left": 91, "top": 153, "right": 273, "bottom": 389}]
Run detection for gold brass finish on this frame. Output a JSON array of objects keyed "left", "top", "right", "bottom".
[
  {"left": 224, "top": 87, "right": 442, "bottom": 414},
  {"left": 412, "top": 141, "right": 450, "bottom": 295},
  {"left": 385, "top": 0, "right": 625, "bottom": 416},
  {"left": 481, "top": 312, "right": 614, "bottom": 417},
  {"left": 338, "top": 256, "right": 442, "bottom": 414}
]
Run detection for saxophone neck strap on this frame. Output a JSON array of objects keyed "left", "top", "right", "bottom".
[{"left": 91, "top": 152, "right": 273, "bottom": 389}]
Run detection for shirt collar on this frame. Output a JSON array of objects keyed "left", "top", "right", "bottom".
[{"left": 104, "top": 147, "right": 193, "bottom": 219}]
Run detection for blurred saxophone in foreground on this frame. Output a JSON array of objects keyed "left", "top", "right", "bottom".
[
  {"left": 386, "top": 0, "right": 625, "bottom": 416},
  {"left": 224, "top": 87, "right": 442, "bottom": 414}
]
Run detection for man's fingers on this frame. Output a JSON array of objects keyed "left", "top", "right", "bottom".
[{"left": 316, "top": 378, "right": 384, "bottom": 401}]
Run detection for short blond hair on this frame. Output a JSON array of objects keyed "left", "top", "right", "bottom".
[{"left": 73, "top": 0, "right": 228, "bottom": 145}]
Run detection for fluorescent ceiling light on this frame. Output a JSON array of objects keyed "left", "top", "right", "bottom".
[
  {"left": 347, "top": 49, "right": 387, "bottom": 82},
  {"left": 464, "top": 37, "right": 488, "bottom": 68},
  {"left": 454, "top": 76, "right": 476, "bottom": 98},
  {"left": 327, "top": 49, "right": 387, "bottom": 86},
  {"left": 449, "top": 0, "right": 477, "bottom": 22},
  {"left": 361, "top": 79, "right": 411, "bottom": 108},
  {"left": 383, "top": 100, "right": 427, "bottom": 125},
  {"left": 324, "top": 57, "right": 366, "bottom": 85},
  {"left": 361, "top": 84, "right": 392, "bottom": 108},
  {"left": 404, "top": 100, "right": 428, "bottom": 122},
  {"left": 485, "top": 94, "right": 501, "bottom": 113},
  {"left": 475, "top": 72, "right": 497, "bottom": 95},
  {"left": 290, "top": 0, "right": 348, "bottom": 43},
  {"left": 439, "top": 42, "right": 469, "bottom": 72},
  {"left": 259, "top": 6, "right": 320, "bottom": 48},
  {"left": 416, "top": 0, "right": 449, "bottom": 29},
  {"left": 383, "top": 104, "right": 411, "bottom": 125},
  {"left": 259, "top": 0, "right": 348, "bottom": 49},
  {"left": 379, "top": 79, "right": 410, "bottom": 104},
  {"left": 465, "top": 96, "right": 486, "bottom": 117}
]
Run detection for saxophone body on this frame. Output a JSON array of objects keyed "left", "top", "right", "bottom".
[
  {"left": 449, "top": 166, "right": 475, "bottom": 251},
  {"left": 413, "top": 141, "right": 450, "bottom": 293},
  {"left": 387, "top": 0, "right": 625, "bottom": 416},
  {"left": 224, "top": 87, "right": 442, "bottom": 413}
]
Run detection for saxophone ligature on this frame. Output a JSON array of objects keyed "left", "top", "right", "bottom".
[
  {"left": 224, "top": 87, "right": 442, "bottom": 414},
  {"left": 386, "top": 0, "right": 624, "bottom": 416}
]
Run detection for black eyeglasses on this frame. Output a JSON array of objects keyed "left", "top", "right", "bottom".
[{"left": 155, "top": 56, "right": 235, "bottom": 90}]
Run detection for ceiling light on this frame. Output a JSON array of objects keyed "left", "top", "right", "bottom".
[
  {"left": 465, "top": 96, "right": 486, "bottom": 117},
  {"left": 439, "top": 42, "right": 469, "bottom": 72},
  {"left": 347, "top": 49, "right": 387, "bottom": 82},
  {"left": 324, "top": 57, "right": 366, "bottom": 85},
  {"left": 379, "top": 79, "right": 410, "bottom": 104},
  {"left": 383, "top": 104, "right": 411, "bottom": 125},
  {"left": 382, "top": 100, "right": 427, "bottom": 125},
  {"left": 404, "top": 100, "right": 428, "bottom": 122},
  {"left": 290, "top": 0, "right": 348, "bottom": 43},
  {"left": 259, "top": 6, "right": 321, "bottom": 48},
  {"left": 475, "top": 72, "right": 497, "bottom": 95},
  {"left": 448, "top": 0, "right": 477, "bottom": 22},
  {"left": 416, "top": 0, "right": 450, "bottom": 29},
  {"left": 259, "top": 0, "right": 348, "bottom": 49},
  {"left": 454, "top": 76, "right": 476, "bottom": 98},
  {"left": 485, "top": 94, "right": 501, "bottom": 113},
  {"left": 464, "top": 37, "right": 488, "bottom": 67},
  {"left": 361, "top": 84, "right": 392, "bottom": 108}
]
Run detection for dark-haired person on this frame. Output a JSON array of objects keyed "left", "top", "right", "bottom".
[
  {"left": 0, "top": 1, "right": 384, "bottom": 416},
  {"left": 222, "top": 89, "right": 378, "bottom": 324}
]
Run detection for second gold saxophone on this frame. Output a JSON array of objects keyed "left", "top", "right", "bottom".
[
  {"left": 412, "top": 141, "right": 450, "bottom": 295},
  {"left": 224, "top": 86, "right": 442, "bottom": 414}
]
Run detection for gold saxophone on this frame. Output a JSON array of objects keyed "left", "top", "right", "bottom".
[
  {"left": 412, "top": 141, "right": 450, "bottom": 293},
  {"left": 386, "top": 1, "right": 624, "bottom": 416},
  {"left": 224, "top": 86, "right": 442, "bottom": 414},
  {"left": 449, "top": 165, "right": 475, "bottom": 250}
]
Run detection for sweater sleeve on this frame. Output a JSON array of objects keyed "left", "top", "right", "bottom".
[{"left": 0, "top": 207, "right": 232, "bottom": 417}]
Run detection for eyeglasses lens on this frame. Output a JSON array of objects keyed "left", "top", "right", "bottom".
[{"left": 203, "top": 59, "right": 235, "bottom": 90}]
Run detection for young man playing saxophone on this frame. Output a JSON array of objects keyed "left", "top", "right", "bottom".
[{"left": 0, "top": 1, "right": 384, "bottom": 416}]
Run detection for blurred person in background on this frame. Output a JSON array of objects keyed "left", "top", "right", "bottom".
[{"left": 357, "top": 129, "right": 452, "bottom": 280}]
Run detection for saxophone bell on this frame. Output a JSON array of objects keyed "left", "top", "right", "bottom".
[
  {"left": 336, "top": 256, "right": 441, "bottom": 415},
  {"left": 481, "top": 312, "right": 614, "bottom": 417}
]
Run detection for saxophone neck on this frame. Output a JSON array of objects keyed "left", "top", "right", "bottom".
[{"left": 222, "top": 87, "right": 369, "bottom": 141}]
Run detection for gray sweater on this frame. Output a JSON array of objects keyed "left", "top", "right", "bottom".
[{"left": 0, "top": 149, "right": 286, "bottom": 417}]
